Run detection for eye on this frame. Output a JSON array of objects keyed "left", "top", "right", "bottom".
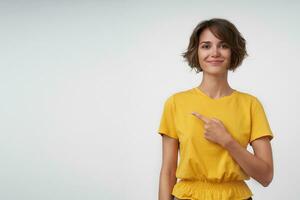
[
  {"left": 220, "top": 43, "right": 229, "bottom": 49},
  {"left": 201, "top": 44, "right": 210, "bottom": 49}
]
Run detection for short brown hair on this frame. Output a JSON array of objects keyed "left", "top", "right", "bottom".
[{"left": 182, "top": 18, "right": 248, "bottom": 73}]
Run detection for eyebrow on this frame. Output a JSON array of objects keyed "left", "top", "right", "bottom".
[{"left": 199, "top": 41, "right": 226, "bottom": 44}]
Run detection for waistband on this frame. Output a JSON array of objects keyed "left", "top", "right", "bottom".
[
  {"left": 172, "top": 179, "right": 253, "bottom": 200},
  {"left": 178, "top": 179, "right": 249, "bottom": 189}
]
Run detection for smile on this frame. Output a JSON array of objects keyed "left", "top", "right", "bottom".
[
  {"left": 207, "top": 60, "right": 224, "bottom": 63},
  {"left": 207, "top": 60, "right": 224, "bottom": 65}
]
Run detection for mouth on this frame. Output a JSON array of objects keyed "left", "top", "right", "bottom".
[{"left": 206, "top": 60, "right": 224, "bottom": 66}]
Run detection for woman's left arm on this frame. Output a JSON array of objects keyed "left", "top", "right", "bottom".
[
  {"left": 191, "top": 112, "right": 274, "bottom": 187},
  {"left": 223, "top": 136, "right": 274, "bottom": 187}
]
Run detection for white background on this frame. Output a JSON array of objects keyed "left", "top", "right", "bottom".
[{"left": 1, "top": 0, "right": 299, "bottom": 199}]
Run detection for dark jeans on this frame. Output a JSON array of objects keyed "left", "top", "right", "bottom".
[{"left": 174, "top": 197, "right": 252, "bottom": 200}]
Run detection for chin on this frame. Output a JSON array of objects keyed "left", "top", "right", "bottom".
[{"left": 202, "top": 66, "right": 228, "bottom": 75}]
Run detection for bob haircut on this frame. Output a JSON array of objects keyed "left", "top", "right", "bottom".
[{"left": 182, "top": 18, "right": 248, "bottom": 73}]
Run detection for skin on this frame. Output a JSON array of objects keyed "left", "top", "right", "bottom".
[
  {"left": 158, "top": 28, "right": 274, "bottom": 200},
  {"left": 158, "top": 136, "right": 179, "bottom": 200}
]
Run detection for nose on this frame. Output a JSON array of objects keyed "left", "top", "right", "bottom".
[{"left": 211, "top": 46, "right": 220, "bottom": 57}]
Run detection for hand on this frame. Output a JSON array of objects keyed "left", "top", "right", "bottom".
[{"left": 191, "top": 111, "right": 233, "bottom": 147}]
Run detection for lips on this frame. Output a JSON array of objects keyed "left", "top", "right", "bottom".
[
  {"left": 206, "top": 60, "right": 224, "bottom": 66},
  {"left": 207, "top": 60, "right": 224, "bottom": 63}
]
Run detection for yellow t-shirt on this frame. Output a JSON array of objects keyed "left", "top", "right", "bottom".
[{"left": 157, "top": 87, "right": 274, "bottom": 200}]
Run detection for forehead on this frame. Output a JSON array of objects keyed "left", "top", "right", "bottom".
[{"left": 199, "top": 28, "right": 223, "bottom": 42}]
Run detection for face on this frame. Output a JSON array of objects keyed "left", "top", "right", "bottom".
[{"left": 198, "top": 28, "right": 231, "bottom": 75}]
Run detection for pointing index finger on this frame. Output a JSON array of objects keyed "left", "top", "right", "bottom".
[{"left": 191, "top": 112, "right": 210, "bottom": 123}]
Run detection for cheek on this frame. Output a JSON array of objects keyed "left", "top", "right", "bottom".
[
  {"left": 224, "top": 50, "right": 231, "bottom": 60},
  {"left": 198, "top": 50, "right": 208, "bottom": 62}
]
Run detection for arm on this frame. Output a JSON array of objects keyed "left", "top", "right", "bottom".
[
  {"left": 223, "top": 136, "right": 274, "bottom": 187},
  {"left": 191, "top": 112, "right": 274, "bottom": 187},
  {"left": 158, "top": 135, "right": 179, "bottom": 200}
]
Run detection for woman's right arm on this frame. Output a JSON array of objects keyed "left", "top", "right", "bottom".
[{"left": 158, "top": 135, "right": 179, "bottom": 200}]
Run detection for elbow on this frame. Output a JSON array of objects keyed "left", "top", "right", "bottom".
[
  {"left": 261, "top": 171, "right": 273, "bottom": 187},
  {"left": 261, "top": 180, "right": 271, "bottom": 187},
  {"left": 160, "top": 166, "right": 177, "bottom": 177}
]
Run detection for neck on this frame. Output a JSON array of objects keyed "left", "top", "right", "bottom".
[{"left": 197, "top": 71, "right": 234, "bottom": 99}]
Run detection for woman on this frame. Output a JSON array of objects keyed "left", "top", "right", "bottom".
[{"left": 157, "top": 18, "right": 274, "bottom": 200}]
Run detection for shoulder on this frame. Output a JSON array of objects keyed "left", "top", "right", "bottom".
[
  {"left": 235, "top": 90, "right": 260, "bottom": 102},
  {"left": 165, "top": 88, "right": 197, "bottom": 103},
  {"left": 235, "top": 90, "right": 269, "bottom": 112}
]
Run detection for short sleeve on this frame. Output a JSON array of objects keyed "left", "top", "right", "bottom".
[
  {"left": 249, "top": 97, "right": 274, "bottom": 144},
  {"left": 157, "top": 95, "right": 179, "bottom": 139}
]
